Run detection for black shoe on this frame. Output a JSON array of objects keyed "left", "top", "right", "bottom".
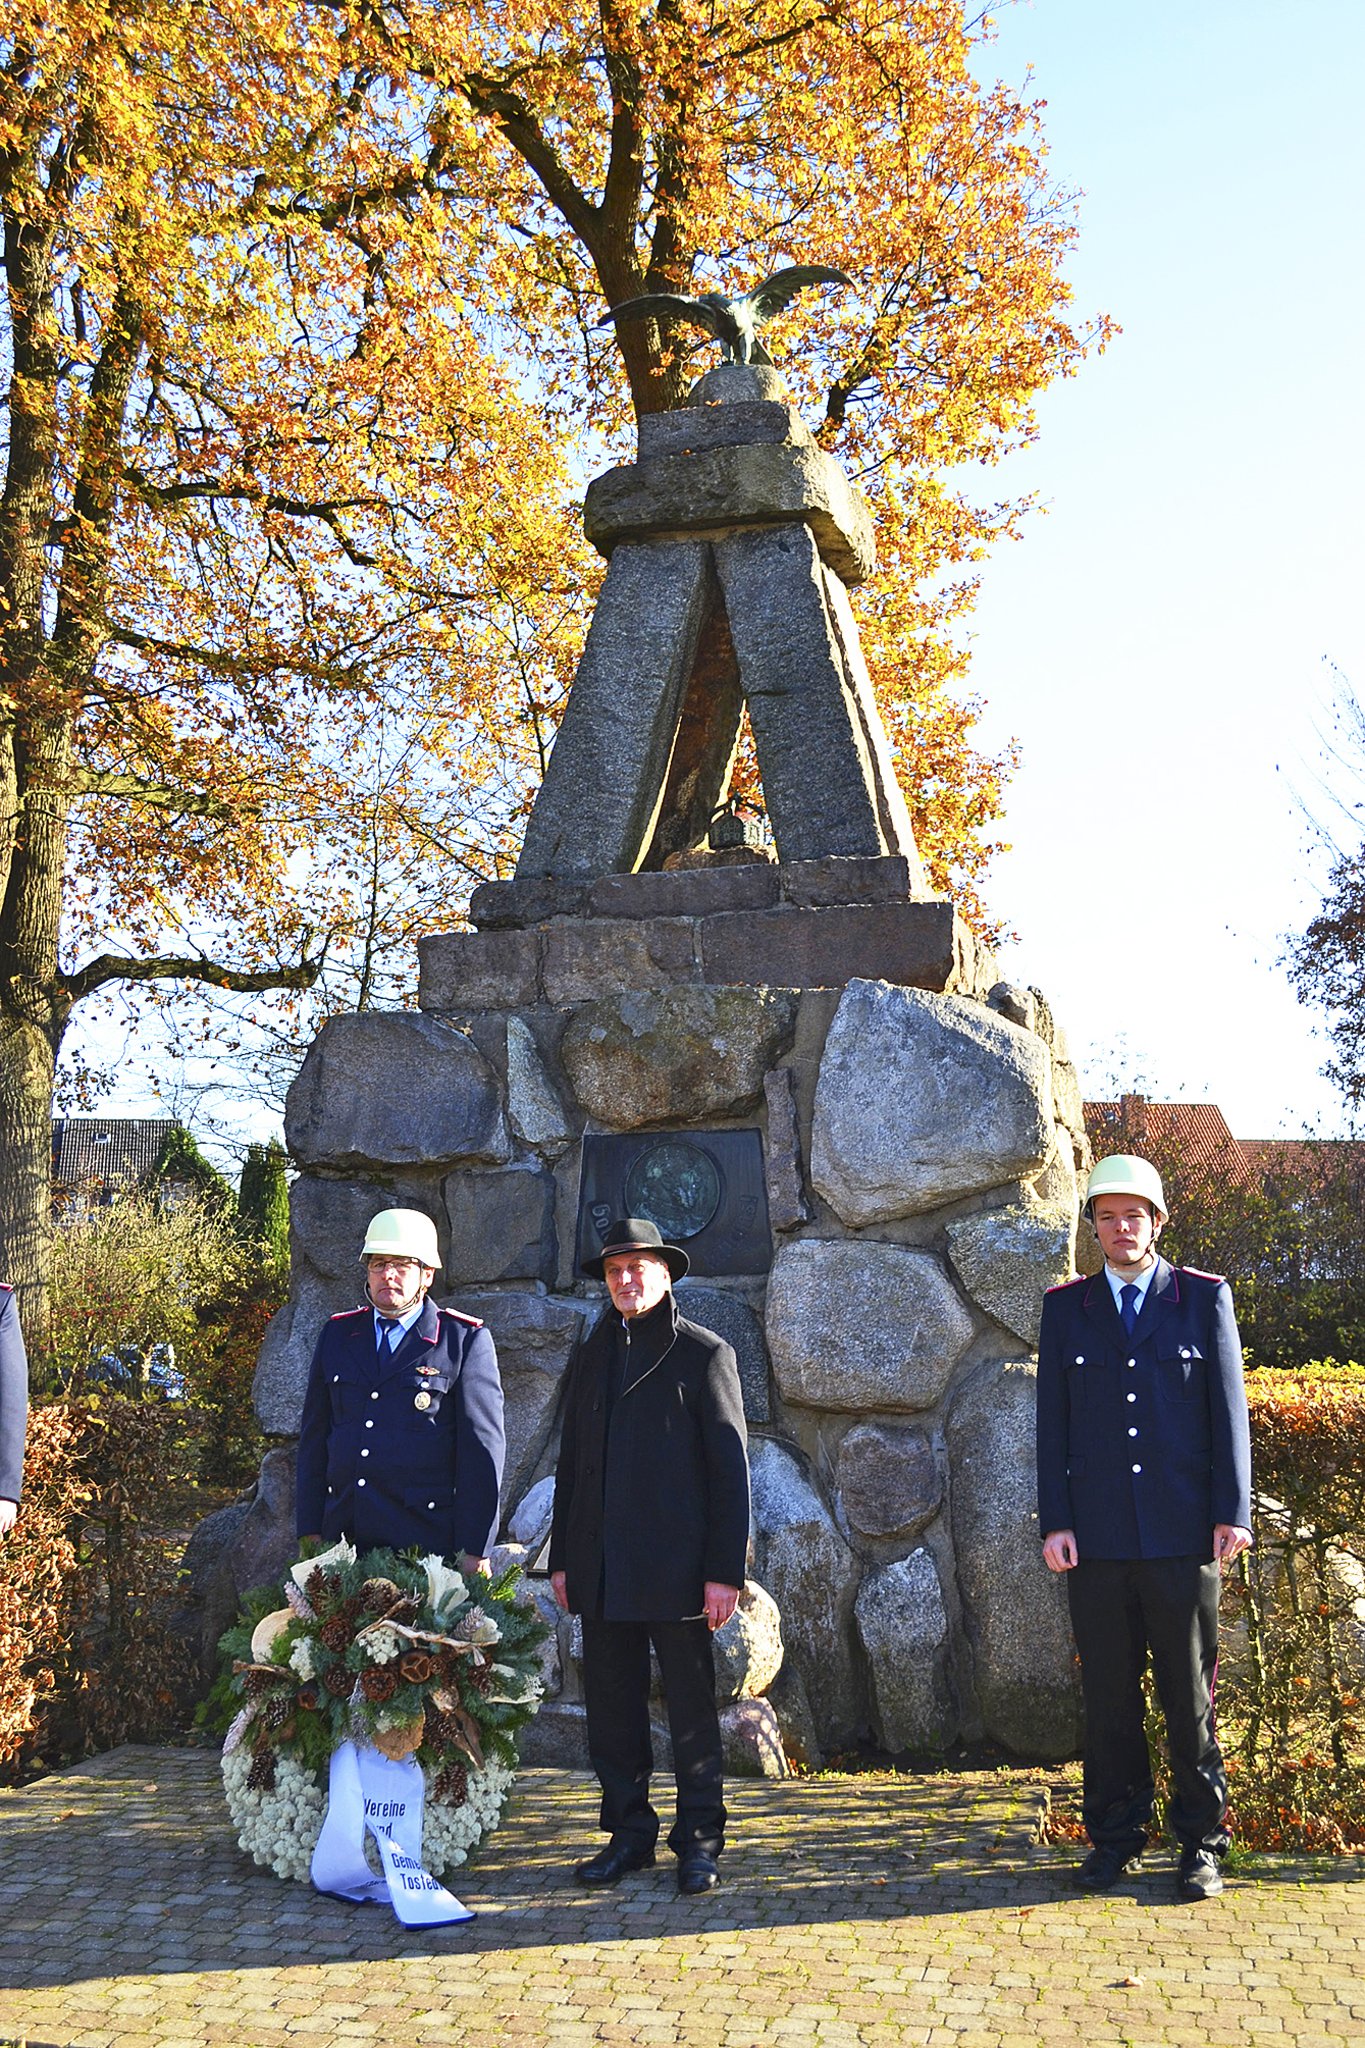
[
  {"left": 677, "top": 1850, "right": 720, "bottom": 1894},
  {"left": 1075, "top": 1844, "right": 1144, "bottom": 1892},
  {"left": 573, "top": 1841, "right": 656, "bottom": 1887},
  {"left": 1177, "top": 1848, "right": 1224, "bottom": 1901}
]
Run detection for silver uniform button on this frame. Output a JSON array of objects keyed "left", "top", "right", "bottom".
[
  {"left": 427, "top": 1501, "right": 436, "bottom": 1510},
  {"left": 1128, "top": 1427, "right": 1138, "bottom": 1437},
  {"left": 357, "top": 1477, "right": 366, "bottom": 1487},
  {"left": 360, "top": 1448, "right": 369, "bottom": 1457},
  {"left": 1127, "top": 1392, "right": 1136, "bottom": 1403},
  {"left": 1128, "top": 1358, "right": 1136, "bottom": 1368},
  {"left": 414, "top": 1390, "right": 432, "bottom": 1411},
  {"left": 1131, "top": 1463, "right": 1142, "bottom": 1474},
  {"left": 333, "top": 1374, "right": 340, "bottom": 1383},
  {"left": 371, "top": 1390, "right": 379, "bottom": 1400},
  {"left": 1075, "top": 1355, "right": 1084, "bottom": 1365}
]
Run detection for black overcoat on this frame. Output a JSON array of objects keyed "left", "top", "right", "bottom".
[
  {"left": 1036, "top": 1256, "right": 1252, "bottom": 1560},
  {"left": 0, "top": 1285, "right": 27, "bottom": 1503},
  {"left": 295, "top": 1296, "right": 505, "bottom": 1559},
  {"left": 548, "top": 1293, "right": 749, "bottom": 1622}
]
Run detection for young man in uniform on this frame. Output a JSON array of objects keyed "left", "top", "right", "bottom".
[
  {"left": 296, "top": 1208, "right": 505, "bottom": 1570},
  {"left": 1037, "top": 1154, "right": 1252, "bottom": 1900}
]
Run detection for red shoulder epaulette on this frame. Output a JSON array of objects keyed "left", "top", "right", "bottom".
[
  {"left": 329, "top": 1305, "right": 369, "bottom": 1320},
  {"left": 0, "top": 1282, "right": 12, "bottom": 1294},
  {"left": 442, "top": 1307, "right": 485, "bottom": 1329},
  {"left": 1045, "top": 1274, "right": 1086, "bottom": 1293},
  {"left": 1180, "top": 1266, "right": 1226, "bottom": 1283}
]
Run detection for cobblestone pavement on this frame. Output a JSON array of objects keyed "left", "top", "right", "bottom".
[{"left": 0, "top": 1746, "right": 1361, "bottom": 2048}]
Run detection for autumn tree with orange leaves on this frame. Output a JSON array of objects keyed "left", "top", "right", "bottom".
[{"left": 1, "top": 0, "right": 1108, "bottom": 1344}]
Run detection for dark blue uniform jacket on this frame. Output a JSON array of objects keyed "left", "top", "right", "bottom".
[
  {"left": 1036, "top": 1257, "right": 1252, "bottom": 1560},
  {"left": 0, "top": 1285, "right": 27, "bottom": 1503},
  {"left": 295, "top": 1296, "right": 505, "bottom": 1560}
]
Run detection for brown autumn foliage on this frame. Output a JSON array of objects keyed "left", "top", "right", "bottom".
[
  {"left": 1, "top": 0, "right": 1111, "bottom": 1339},
  {"left": 0, "top": 1395, "right": 196, "bottom": 1781}
]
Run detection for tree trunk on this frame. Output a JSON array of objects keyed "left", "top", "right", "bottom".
[{"left": 0, "top": 710, "right": 75, "bottom": 1363}]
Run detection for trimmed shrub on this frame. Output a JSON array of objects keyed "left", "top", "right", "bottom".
[
  {"left": 0, "top": 1396, "right": 196, "bottom": 1781},
  {"left": 1218, "top": 1363, "right": 1365, "bottom": 1851}
]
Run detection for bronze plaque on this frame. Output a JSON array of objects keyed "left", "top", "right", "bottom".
[{"left": 576, "top": 1129, "right": 771, "bottom": 1278}]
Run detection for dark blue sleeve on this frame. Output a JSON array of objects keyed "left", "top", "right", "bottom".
[
  {"left": 1035, "top": 1292, "right": 1072, "bottom": 1539},
  {"left": 1207, "top": 1281, "right": 1252, "bottom": 1531},
  {"left": 453, "top": 1325, "right": 505, "bottom": 1559},
  {"left": 0, "top": 1289, "right": 28, "bottom": 1502},
  {"left": 295, "top": 1324, "right": 332, "bottom": 1539}
]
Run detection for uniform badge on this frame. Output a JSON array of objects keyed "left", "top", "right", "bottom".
[{"left": 414, "top": 1390, "right": 433, "bottom": 1411}]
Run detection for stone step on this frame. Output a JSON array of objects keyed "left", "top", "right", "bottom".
[{"left": 419, "top": 897, "right": 991, "bottom": 1011}]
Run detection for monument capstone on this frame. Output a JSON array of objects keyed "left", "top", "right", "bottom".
[{"left": 216, "top": 323, "right": 1090, "bottom": 1768}]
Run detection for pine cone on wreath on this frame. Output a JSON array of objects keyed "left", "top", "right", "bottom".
[
  {"left": 247, "top": 1744, "right": 277, "bottom": 1792},
  {"left": 432, "top": 1762, "right": 469, "bottom": 1806}
]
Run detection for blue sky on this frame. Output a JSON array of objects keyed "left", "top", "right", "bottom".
[{"left": 965, "top": 0, "right": 1365, "bottom": 1134}]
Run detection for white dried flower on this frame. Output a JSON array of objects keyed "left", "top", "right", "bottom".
[
  {"left": 289, "top": 1538, "right": 355, "bottom": 1592},
  {"left": 418, "top": 1553, "right": 467, "bottom": 1619},
  {"left": 288, "top": 1637, "right": 317, "bottom": 1681},
  {"left": 361, "top": 1624, "right": 402, "bottom": 1664}
]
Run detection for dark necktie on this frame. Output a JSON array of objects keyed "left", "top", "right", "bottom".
[
  {"left": 1119, "top": 1283, "right": 1140, "bottom": 1335},
  {"left": 377, "top": 1320, "right": 399, "bottom": 1354}
]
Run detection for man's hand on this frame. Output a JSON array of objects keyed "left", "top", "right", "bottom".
[
  {"left": 0, "top": 1499, "right": 16, "bottom": 1538},
  {"left": 704, "top": 1581, "right": 740, "bottom": 1631},
  {"left": 1042, "top": 1529, "right": 1078, "bottom": 1573},
  {"left": 551, "top": 1569, "right": 569, "bottom": 1611},
  {"left": 1213, "top": 1523, "right": 1252, "bottom": 1567},
  {"left": 463, "top": 1554, "right": 491, "bottom": 1578}
]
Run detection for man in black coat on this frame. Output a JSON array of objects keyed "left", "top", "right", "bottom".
[
  {"left": 1037, "top": 1154, "right": 1252, "bottom": 1902},
  {"left": 296, "top": 1207, "right": 505, "bottom": 1568},
  {"left": 0, "top": 1284, "right": 28, "bottom": 1539},
  {"left": 549, "top": 1218, "right": 750, "bottom": 1896}
]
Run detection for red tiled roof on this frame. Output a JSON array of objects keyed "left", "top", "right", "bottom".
[
  {"left": 1085, "top": 1099, "right": 1365, "bottom": 1187},
  {"left": 1086, "top": 1097, "right": 1243, "bottom": 1171}
]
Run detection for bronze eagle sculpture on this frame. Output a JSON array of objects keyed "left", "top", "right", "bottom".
[{"left": 595, "top": 264, "right": 854, "bottom": 368}]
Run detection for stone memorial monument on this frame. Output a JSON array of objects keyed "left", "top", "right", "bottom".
[{"left": 213, "top": 307, "right": 1090, "bottom": 1768}]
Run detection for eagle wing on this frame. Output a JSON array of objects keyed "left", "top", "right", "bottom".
[
  {"left": 595, "top": 293, "right": 726, "bottom": 341},
  {"left": 746, "top": 265, "right": 854, "bottom": 321}
]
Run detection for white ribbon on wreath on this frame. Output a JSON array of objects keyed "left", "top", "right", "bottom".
[{"left": 310, "top": 1740, "right": 474, "bottom": 1925}]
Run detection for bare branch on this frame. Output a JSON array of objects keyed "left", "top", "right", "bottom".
[{"left": 62, "top": 948, "right": 324, "bottom": 1006}]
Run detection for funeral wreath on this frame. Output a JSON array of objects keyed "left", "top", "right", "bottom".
[{"left": 202, "top": 1540, "right": 549, "bottom": 1881}]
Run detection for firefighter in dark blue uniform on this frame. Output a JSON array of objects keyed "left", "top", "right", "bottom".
[
  {"left": 296, "top": 1208, "right": 505, "bottom": 1568},
  {"left": 1037, "top": 1154, "right": 1252, "bottom": 1901},
  {"left": 0, "top": 1283, "right": 27, "bottom": 1539}
]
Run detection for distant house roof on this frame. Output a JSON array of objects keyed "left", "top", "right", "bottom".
[
  {"left": 51, "top": 1117, "right": 181, "bottom": 1202},
  {"left": 1085, "top": 1097, "right": 1365, "bottom": 1184},
  {"left": 1086, "top": 1096, "right": 1247, "bottom": 1174}
]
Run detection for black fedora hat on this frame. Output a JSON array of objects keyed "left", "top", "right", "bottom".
[{"left": 581, "top": 1216, "right": 690, "bottom": 1283}]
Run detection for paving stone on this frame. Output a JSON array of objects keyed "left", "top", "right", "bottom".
[{"left": 0, "top": 1747, "right": 1362, "bottom": 2048}]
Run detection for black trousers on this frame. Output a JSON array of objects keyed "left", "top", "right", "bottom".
[
  {"left": 581, "top": 1616, "right": 726, "bottom": 1857},
  {"left": 1067, "top": 1554, "right": 1228, "bottom": 1856}
]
